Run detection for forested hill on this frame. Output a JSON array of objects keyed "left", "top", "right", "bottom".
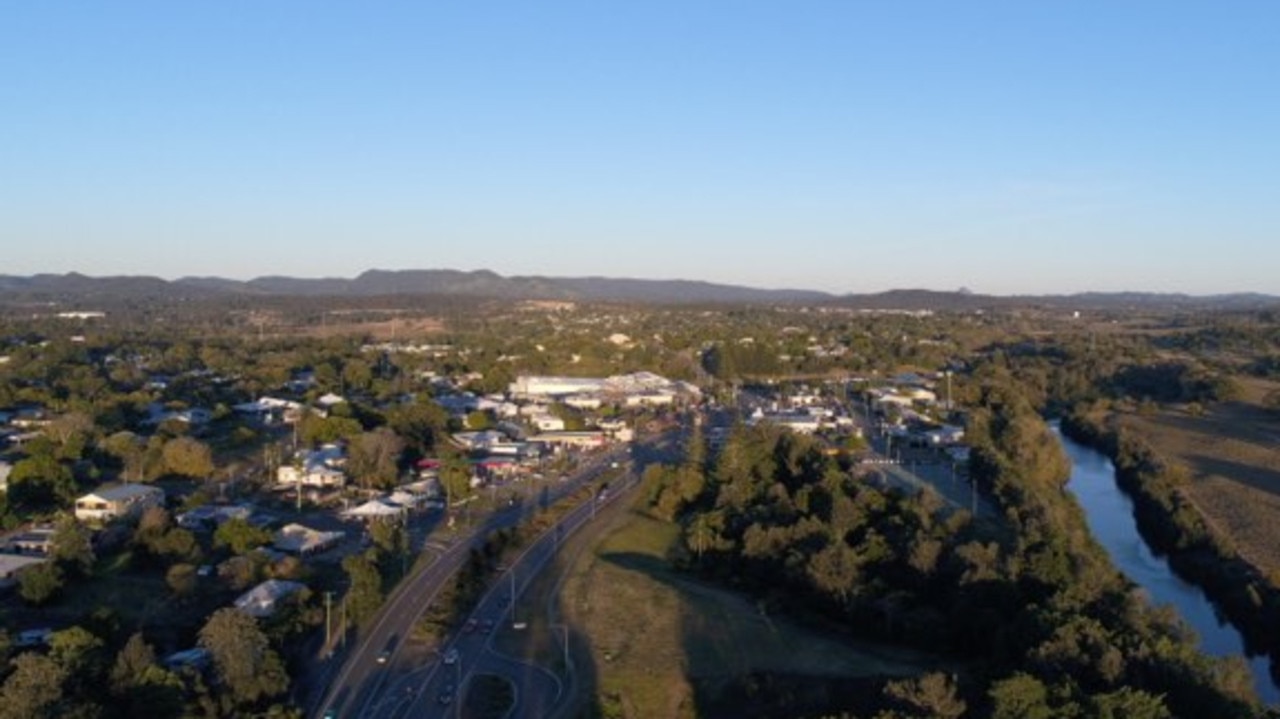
[{"left": 0, "top": 270, "right": 1275, "bottom": 309}]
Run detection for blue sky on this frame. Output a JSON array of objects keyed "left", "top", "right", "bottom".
[{"left": 3, "top": 2, "right": 1278, "bottom": 295}]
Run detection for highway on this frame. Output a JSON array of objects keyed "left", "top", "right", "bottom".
[
  {"left": 403, "top": 465, "right": 646, "bottom": 718},
  {"left": 312, "top": 443, "right": 631, "bottom": 719}
]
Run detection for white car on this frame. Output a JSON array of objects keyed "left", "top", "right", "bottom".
[{"left": 443, "top": 648, "right": 459, "bottom": 665}]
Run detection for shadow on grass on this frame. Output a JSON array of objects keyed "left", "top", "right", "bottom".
[
  {"left": 589, "top": 549, "right": 919, "bottom": 719},
  {"left": 1186, "top": 453, "right": 1280, "bottom": 498}
]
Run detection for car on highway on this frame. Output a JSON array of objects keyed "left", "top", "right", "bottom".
[
  {"left": 480, "top": 619, "right": 494, "bottom": 634},
  {"left": 463, "top": 618, "right": 478, "bottom": 634},
  {"left": 438, "top": 683, "right": 454, "bottom": 705},
  {"left": 443, "top": 647, "right": 459, "bottom": 665},
  {"left": 322, "top": 710, "right": 337, "bottom": 719},
  {"left": 376, "top": 650, "right": 390, "bottom": 664}
]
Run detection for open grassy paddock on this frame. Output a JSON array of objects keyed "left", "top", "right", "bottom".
[{"left": 1118, "top": 376, "right": 1280, "bottom": 576}]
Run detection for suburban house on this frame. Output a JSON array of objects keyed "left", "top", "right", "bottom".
[
  {"left": 176, "top": 504, "right": 253, "bottom": 531},
  {"left": 0, "top": 554, "right": 48, "bottom": 589},
  {"left": 277, "top": 444, "right": 347, "bottom": 488},
  {"left": 273, "top": 523, "right": 344, "bottom": 556},
  {"left": 141, "top": 404, "right": 213, "bottom": 429},
  {"left": 5, "top": 526, "right": 55, "bottom": 555},
  {"left": 233, "top": 397, "right": 305, "bottom": 425},
  {"left": 74, "top": 483, "right": 165, "bottom": 523},
  {"left": 234, "top": 579, "right": 306, "bottom": 618},
  {"left": 277, "top": 463, "right": 346, "bottom": 489}
]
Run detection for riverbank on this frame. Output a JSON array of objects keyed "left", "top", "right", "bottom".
[{"left": 1061, "top": 409, "right": 1280, "bottom": 680}]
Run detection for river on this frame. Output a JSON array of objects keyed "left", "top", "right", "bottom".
[{"left": 1056, "top": 426, "right": 1279, "bottom": 704}]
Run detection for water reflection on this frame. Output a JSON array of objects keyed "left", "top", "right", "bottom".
[{"left": 1056, "top": 426, "right": 1278, "bottom": 704}]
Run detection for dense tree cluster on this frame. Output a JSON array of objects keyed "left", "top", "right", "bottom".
[{"left": 651, "top": 389, "right": 1264, "bottom": 717}]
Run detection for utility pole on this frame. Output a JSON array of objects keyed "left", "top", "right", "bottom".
[
  {"left": 324, "top": 591, "right": 334, "bottom": 655},
  {"left": 339, "top": 594, "right": 348, "bottom": 648},
  {"left": 510, "top": 570, "right": 517, "bottom": 623}
]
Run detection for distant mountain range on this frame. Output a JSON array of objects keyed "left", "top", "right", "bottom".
[{"left": 0, "top": 270, "right": 1276, "bottom": 310}]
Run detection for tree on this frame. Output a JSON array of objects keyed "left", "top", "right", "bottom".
[
  {"left": 438, "top": 446, "right": 472, "bottom": 509},
  {"left": 45, "top": 412, "right": 95, "bottom": 461},
  {"left": 686, "top": 513, "right": 718, "bottom": 558},
  {"left": 198, "top": 608, "right": 289, "bottom": 707},
  {"left": 369, "top": 518, "right": 408, "bottom": 557},
  {"left": 883, "top": 673, "right": 966, "bottom": 719},
  {"left": 988, "top": 673, "right": 1055, "bottom": 719},
  {"left": 48, "top": 626, "right": 106, "bottom": 699},
  {"left": 342, "top": 551, "right": 384, "bottom": 624},
  {"left": 347, "top": 428, "right": 404, "bottom": 489},
  {"left": 161, "top": 436, "right": 214, "bottom": 479},
  {"left": 807, "top": 540, "right": 861, "bottom": 604},
  {"left": 0, "top": 652, "right": 68, "bottom": 719},
  {"left": 51, "top": 513, "right": 95, "bottom": 576},
  {"left": 386, "top": 400, "right": 448, "bottom": 454},
  {"left": 214, "top": 518, "right": 272, "bottom": 556},
  {"left": 465, "top": 410, "right": 492, "bottom": 430},
  {"left": 298, "top": 413, "right": 361, "bottom": 446},
  {"left": 7, "top": 452, "right": 76, "bottom": 512},
  {"left": 109, "top": 632, "right": 156, "bottom": 695},
  {"left": 108, "top": 632, "right": 186, "bottom": 719},
  {"left": 166, "top": 563, "right": 197, "bottom": 597},
  {"left": 151, "top": 527, "right": 201, "bottom": 565},
  {"left": 1088, "top": 687, "right": 1172, "bottom": 719},
  {"left": 19, "top": 562, "right": 64, "bottom": 605},
  {"left": 133, "top": 506, "right": 172, "bottom": 551}
]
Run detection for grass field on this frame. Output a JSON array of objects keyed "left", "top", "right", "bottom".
[
  {"left": 1118, "top": 376, "right": 1280, "bottom": 575},
  {"left": 495, "top": 496, "right": 940, "bottom": 719}
]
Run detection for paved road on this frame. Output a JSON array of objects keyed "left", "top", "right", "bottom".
[
  {"left": 405, "top": 475, "right": 644, "bottom": 719},
  {"left": 404, "top": 427, "right": 683, "bottom": 719},
  {"left": 312, "top": 445, "right": 630, "bottom": 719},
  {"left": 863, "top": 435, "right": 998, "bottom": 519}
]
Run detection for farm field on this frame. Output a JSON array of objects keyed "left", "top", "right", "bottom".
[{"left": 1118, "top": 376, "right": 1280, "bottom": 576}]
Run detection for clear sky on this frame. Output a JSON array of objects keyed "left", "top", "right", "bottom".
[{"left": 3, "top": 2, "right": 1278, "bottom": 295}]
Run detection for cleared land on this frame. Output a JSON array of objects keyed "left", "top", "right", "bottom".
[
  {"left": 496, "top": 498, "right": 939, "bottom": 719},
  {"left": 1118, "top": 376, "right": 1280, "bottom": 576}
]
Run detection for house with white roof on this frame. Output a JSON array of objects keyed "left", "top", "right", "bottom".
[
  {"left": 277, "top": 444, "right": 348, "bottom": 488},
  {"left": 273, "top": 523, "right": 344, "bottom": 555}
]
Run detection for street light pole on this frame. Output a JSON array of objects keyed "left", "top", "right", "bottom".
[
  {"left": 551, "top": 623, "right": 571, "bottom": 675},
  {"left": 324, "top": 591, "right": 333, "bottom": 654},
  {"left": 510, "top": 569, "right": 517, "bottom": 624},
  {"left": 455, "top": 657, "right": 463, "bottom": 719}
]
